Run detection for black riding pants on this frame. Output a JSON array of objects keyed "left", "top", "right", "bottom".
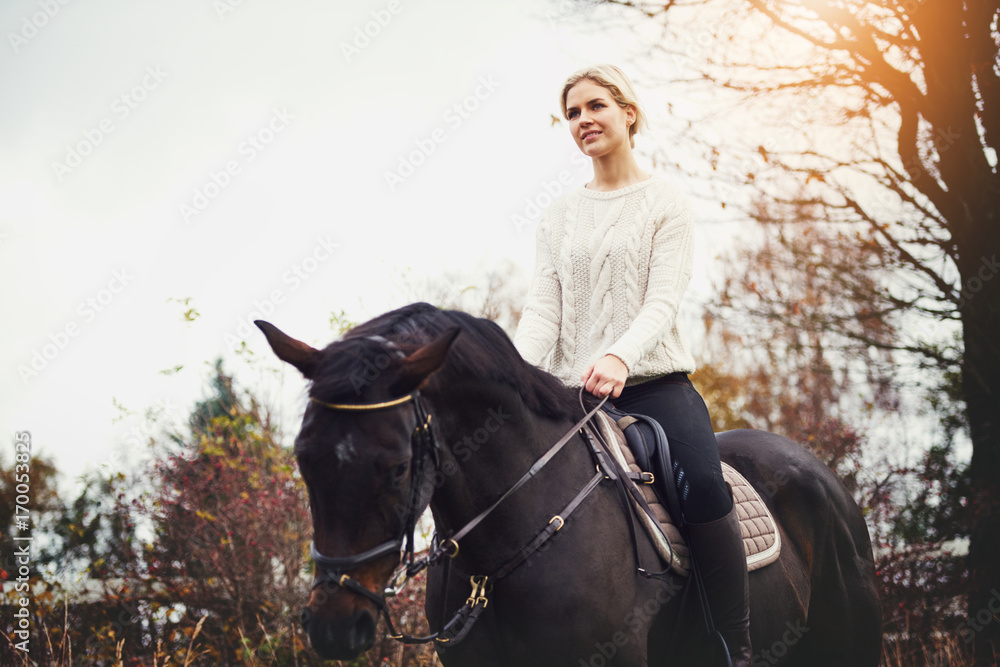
[{"left": 610, "top": 372, "right": 732, "bottom": 524}]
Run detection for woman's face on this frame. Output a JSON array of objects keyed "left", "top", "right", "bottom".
[{"left": 564, "top": 79, "right": 635, "bottom": 159}]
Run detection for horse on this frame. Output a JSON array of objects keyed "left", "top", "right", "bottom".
[{"left": 256, "top": 302, "right": 882, "bottom": 666}]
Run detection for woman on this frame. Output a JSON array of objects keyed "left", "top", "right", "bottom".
[{"left": 513, "top": 64, "right": 751, "bottom": 666}]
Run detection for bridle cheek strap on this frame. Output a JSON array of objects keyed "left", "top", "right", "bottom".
[{"left": 307, "top": 389, "right": 436, "bottom": 594}]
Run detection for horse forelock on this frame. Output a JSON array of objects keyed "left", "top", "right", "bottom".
[{"left": 307, "top": 302, "right": 587, "bottom": 422}]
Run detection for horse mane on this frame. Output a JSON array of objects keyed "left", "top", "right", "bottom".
[{"left": 309, "top": 302, "right": 592, "bottom": 422}]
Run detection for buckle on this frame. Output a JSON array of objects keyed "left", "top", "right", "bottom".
[
  {"left": 466, "top": 575, "right": 490, "bottom": 607},
  {"left": 384, "top": 564, "right": 408, "bottom": 597}
]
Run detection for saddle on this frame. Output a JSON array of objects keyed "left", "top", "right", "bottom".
[
  {"left": 600, "top": 404, "right": 681, "bottom": 518},
  {"left": 594, "top": 405, "right": 781, "bottom": 576}
]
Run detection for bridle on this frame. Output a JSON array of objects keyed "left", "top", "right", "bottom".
[
  {"left": 305, "top": 337, "right": 438, "bottom": 615},
  {"left": 306, "top": 387, "right": 435, "bottom": 587},
  {"left": 302, "top": 335, "right": 618, "bottom": 646}
]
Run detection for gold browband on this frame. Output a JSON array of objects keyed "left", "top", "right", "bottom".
[{"left": 308, "top": 393, "right": 415, "bottom": 411}]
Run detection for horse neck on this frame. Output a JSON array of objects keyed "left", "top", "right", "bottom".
[{"left": 424, "top": 377, "right": 590, "bottom": 558}]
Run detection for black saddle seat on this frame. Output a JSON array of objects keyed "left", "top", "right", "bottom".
[{"left": 600, "top": 403, "right": 686, "bottom": 528}]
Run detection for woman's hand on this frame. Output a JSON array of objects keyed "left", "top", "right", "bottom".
[{"left": 581, "top": 354, "right": 629, "bottom": 399}]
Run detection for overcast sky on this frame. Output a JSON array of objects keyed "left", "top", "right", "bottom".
[{"left": 1, "top": 0, "right": 734, "bottom": 493}]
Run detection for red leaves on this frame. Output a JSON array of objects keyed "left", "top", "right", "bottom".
[{"left": 135, "top": 398, "right": 314, "bottom": 663}]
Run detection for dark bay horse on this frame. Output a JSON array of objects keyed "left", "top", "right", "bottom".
[{"left": 256, "top": 302, "right": 881, "bottom": 666}]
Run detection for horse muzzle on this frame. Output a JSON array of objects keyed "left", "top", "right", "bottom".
[{"left": 301, "top": 606, "right": 377, "bottom": 660}]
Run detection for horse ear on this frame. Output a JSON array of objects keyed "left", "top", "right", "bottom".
[
  {"left": 392, "top": 327, "right": 461, "bottom": 395},
  {"left": 255, "top": 320, "right": 320, "bottom": 379}
]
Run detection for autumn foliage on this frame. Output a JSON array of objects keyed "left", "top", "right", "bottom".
[
  {"left": 692, "top": 209, "right": 978, "bottom": 664},
  {"left": 1, "top": 364, "right": 437, "bottom": 666}
]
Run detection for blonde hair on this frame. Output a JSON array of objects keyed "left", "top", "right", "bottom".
[{"left": 560, "top": 64, "right": 647, "bottom": 148}]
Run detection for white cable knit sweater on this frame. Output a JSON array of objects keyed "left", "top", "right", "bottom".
[{"left": 513, "top": 176, "right": 697, "bottom": 387}]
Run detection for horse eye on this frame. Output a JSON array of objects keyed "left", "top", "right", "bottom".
[{"left": 390, "top": 461, "right": 410, "bottom": 486}]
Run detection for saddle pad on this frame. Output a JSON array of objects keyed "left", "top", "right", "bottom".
[{"left": 592, "top": 412, "right": 781, "bottom": 576}]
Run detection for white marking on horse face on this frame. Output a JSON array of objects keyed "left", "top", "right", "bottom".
[{"left": 335, "top": 434, "right": 357, "bottom": 466}]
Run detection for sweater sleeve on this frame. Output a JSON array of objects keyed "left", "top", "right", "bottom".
[
  {"left": 513, "top": 215, "right": 562, "bottom": 366},
  {"left": 604, "top": 193, "right": 694, "bottom": 372}
]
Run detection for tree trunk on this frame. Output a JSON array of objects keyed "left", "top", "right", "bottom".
[{"left": 959, "top": 197, "right": 1000, "bottom": 665}]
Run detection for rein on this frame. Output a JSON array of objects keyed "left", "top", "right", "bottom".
[{"left": 305, "top": 366, "right": 616, "bottom": 645}]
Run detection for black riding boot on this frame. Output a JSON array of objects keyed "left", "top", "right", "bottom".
[{"left": 685, "top": 496, "right": 752, "bottom": 667}]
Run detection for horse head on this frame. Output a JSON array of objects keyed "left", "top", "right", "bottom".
[{"left": 255, "top": 319, "right": 459, "bottom": 660}]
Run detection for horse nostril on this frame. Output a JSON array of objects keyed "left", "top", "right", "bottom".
[
  {"left": 352, "top": 610, "right": 377, "bottom": 651},
  {"left": 300, "top": 607, "right": 311, "bottom": 629}
]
